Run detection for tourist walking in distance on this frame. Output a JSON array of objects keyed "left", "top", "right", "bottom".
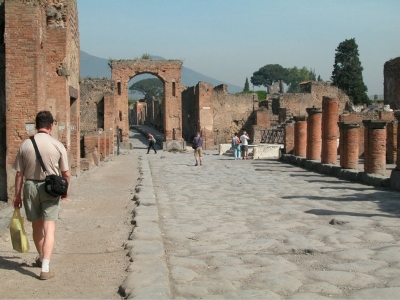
[
  {"left": 13, "top": 111, "right": 71, "bottom": 280},
  {"left": 147, "top": 133, "right": 157, "bottom": 154},
  {"left": 193, "top": 132, "right": 203, "bottom": 166},
  {"left": 240, "top": 130, "right": 250, "bottom": 160},
  {"left": 232, "top": 133, "right": 241, "bottom": 160}
]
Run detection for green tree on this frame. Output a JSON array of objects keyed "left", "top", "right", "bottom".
[
  {"left": 250, "top": 64, "right": 288, "bottom": 87},
  {"left": 243, "top": 77, "right": 250, "bottom": 92},
  {"left": 331, "top": 38, "right": 370, "bottom": 105},
  {"left": 129, "top": 78, "right": 164, "bottom": 100},
  {"left": 317, "top": 75, "right": 322, "bottom": 81},
  {"left": 251, "top": 64, "right": 320, "bottom": 93},
  {"left": 286, "top": 66, "right": 310, "bottom": 93},
  {"left": 309, "top": 68, "right": 316, "bottom": 81}
]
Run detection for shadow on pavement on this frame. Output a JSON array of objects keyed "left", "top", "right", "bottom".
[
  {"left": 0, "top": 256, "right": 37, "bottom": 278},
  {"left": 305, "top": 208, "right": 399, "bottom": 219}
]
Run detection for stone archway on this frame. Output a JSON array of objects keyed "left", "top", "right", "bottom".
[{"left": 110, "top": 59, "right": 184, "bottom": 148}]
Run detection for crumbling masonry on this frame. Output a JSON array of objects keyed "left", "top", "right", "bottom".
[{"left": 0, "top": 0, "right": 80, "bottom": 201}]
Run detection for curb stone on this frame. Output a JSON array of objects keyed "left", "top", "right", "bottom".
[{"left": 119, "top": 155, "right": 171, "bottom": 299}]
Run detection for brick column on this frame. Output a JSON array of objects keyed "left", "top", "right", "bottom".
[
  {"left": 363, "top": 120, "right": 387, "bottom": 175},
  {"left": 386, "top": 120, "right": 397, "bottom": 164},
  {"left": 306, "top": 108, "right": 322, "bottom": 161},
  {"left": 293, "top": 115, "right": 307, "bottom": 157},
  {"left": 283, "top": 120, "right": 295, "bottom": 154},
  {"left": 321, "top": 97, "right": 339, "bottom": 164},
  {"left": 338, "top": 122, "right": 360, "bottom": 169}
]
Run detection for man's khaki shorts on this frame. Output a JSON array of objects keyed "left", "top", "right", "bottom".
[
  {"left": 23, "top": 180, "right": 60, "bottom": 222},
  {"left": 194, "top": 147, "right": 203, "bottom": 157}
]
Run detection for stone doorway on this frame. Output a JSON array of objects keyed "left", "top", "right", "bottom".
[{"left": 110, "top": 59, "right": 184, "bottom": 149}]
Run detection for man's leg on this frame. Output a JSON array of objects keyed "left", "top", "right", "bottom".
[
  {"left": 42, "top": 220, "right": 56, "bottom": 261},
  {"left": 39, "top": 220, "right": 56, "bottom": 279},
  {"left": 32, "top": 219, "right": 44, "bottom": 260},
  {"left": 152, "top": 142, "right": 157, "bottom": 153}
]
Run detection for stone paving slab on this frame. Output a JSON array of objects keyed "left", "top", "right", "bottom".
[{"left": 140, "top": 142, "right": 400, "bottom": 299}]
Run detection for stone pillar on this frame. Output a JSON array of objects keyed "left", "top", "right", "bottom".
[
  {"left": 321, "top": 97, "right": 339, "bottom": 164},
  {"left": 283, "top": 120, "right": 295, "bottom": 154},
  {"left": 363, "top": 120, "right": 387, "bottom": 175},
  {"left": 338, "top": 122, "right": 360, "bottom": 169},
  {"left": 306, "top": 108, "right": 322, "bottom": 161},
  {"left": 293, "top": 115, "right": 307, "bottom": 157},
  {"left": 386, "top": 120, "right": 397, "bottom": 164},
  {"left": 390, "top": 111, "right": 400, "bottom": 190}
]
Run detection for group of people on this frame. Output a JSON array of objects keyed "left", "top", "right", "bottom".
[
  {"left": 190, "top": 130, "right": 251, "bottom": 165},
  {"left": 232, "top": 131, "right": 250, "bottom": 160}
]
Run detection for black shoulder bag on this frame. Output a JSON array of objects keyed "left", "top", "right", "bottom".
[{"left": 29, "top": 136, "right": 69, "bottom": 197}]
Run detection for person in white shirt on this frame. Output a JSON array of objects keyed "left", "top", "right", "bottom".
[{"left": 240, "top": 131, "right": 250, "bottom": 160}]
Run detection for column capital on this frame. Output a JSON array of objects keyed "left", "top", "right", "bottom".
[
  {"left": 337, "top": 122, "right": 361, "bottom": 129},
  {"left": 293, "top": 115, "right": 307, "bottom": 122},
  {"left": 306, "top": 107, "right": 322, "bottom": 115},
  {"left": 362, "top": 119, "right": 388, "bottom": 129}
]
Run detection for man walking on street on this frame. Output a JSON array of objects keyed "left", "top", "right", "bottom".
[
  {"left": 147, "top": 132, "right": 157, "bottom": 154},
  {"left": 240, "top": 130, "right": 250, "bottom": 160},
  {"left": 13, "top": 111, "right": 71, "bottom": 280},
  {"left": 193, "top": 132, "right": 203, "bottom": 166}
]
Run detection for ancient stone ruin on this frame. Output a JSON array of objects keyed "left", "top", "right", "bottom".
[
  {"left": 0, "top": 0, "right": 80, "bottom": 201},
  {"left": 1, "top": 0, "right": 400, "bottom": 201}
]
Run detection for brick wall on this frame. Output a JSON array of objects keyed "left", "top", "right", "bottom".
[
  {"left": 2, "top": 0, "right": 80, "bottom": 201},
  {"left": 212, "top": 85, "right": 256, "bottom": 145},
  {"left": 80, "top": 78, "right": 113, "bottom": 135},
  {"left": 384, "top": 57, "right": 400, "bottom": 109},
  {"left": 276, "top": 82, "right": 349, "bottom": 119}
]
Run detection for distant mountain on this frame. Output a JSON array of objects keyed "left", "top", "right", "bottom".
[{"left": 80, "top": 51, "right": 243, "bottom": 94}]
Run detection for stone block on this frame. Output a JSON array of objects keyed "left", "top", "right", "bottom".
[
  {"left": 219, "top": 144, "right": 232, "bottom": 155},
  {"left": 163, "top": 140, "right": 186, "bottom": 151},
  {"left": 252, "top": 144, "right": 282, "bottom": 159},
  {"left": 339, "top": 169, "right": 360, "bottom": 182},
  {"left": 119, "top": 142, "right": 133, "bottom": 149},
  {"left": 390, "top": 169, "right": 400, "bottom": 191},
  {"left": 80, "top": 158, "right": 92, "bottom": 171}
]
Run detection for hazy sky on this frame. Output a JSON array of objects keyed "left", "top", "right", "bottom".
[{"left": 78, "top": 0, "right": 400, "bottom": 95}]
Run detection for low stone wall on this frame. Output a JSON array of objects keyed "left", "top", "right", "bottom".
[
  {"left": 253, "top": 144, "right": 283, "bottom": 159},
  {"left": 219, "top": 143, "right": 283, "bottom": 159},
  {"left": 280, "top": 154, "right": 391, "bottom": 188}
]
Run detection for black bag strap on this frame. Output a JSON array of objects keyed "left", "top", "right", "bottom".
[{"left": 29, "top": 136, "right": 48, "bottom": 175}]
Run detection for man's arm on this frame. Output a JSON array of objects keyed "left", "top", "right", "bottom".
[
  {"left": 13, "top": 171, "right": 24, "bottom": 208},
  {"left": 61, "top": 170, "right": 71, "bottom": 200}
]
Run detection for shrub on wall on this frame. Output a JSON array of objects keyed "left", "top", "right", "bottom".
[{"left": 241, "top": 90, "right": 266, "bottom": 100}]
